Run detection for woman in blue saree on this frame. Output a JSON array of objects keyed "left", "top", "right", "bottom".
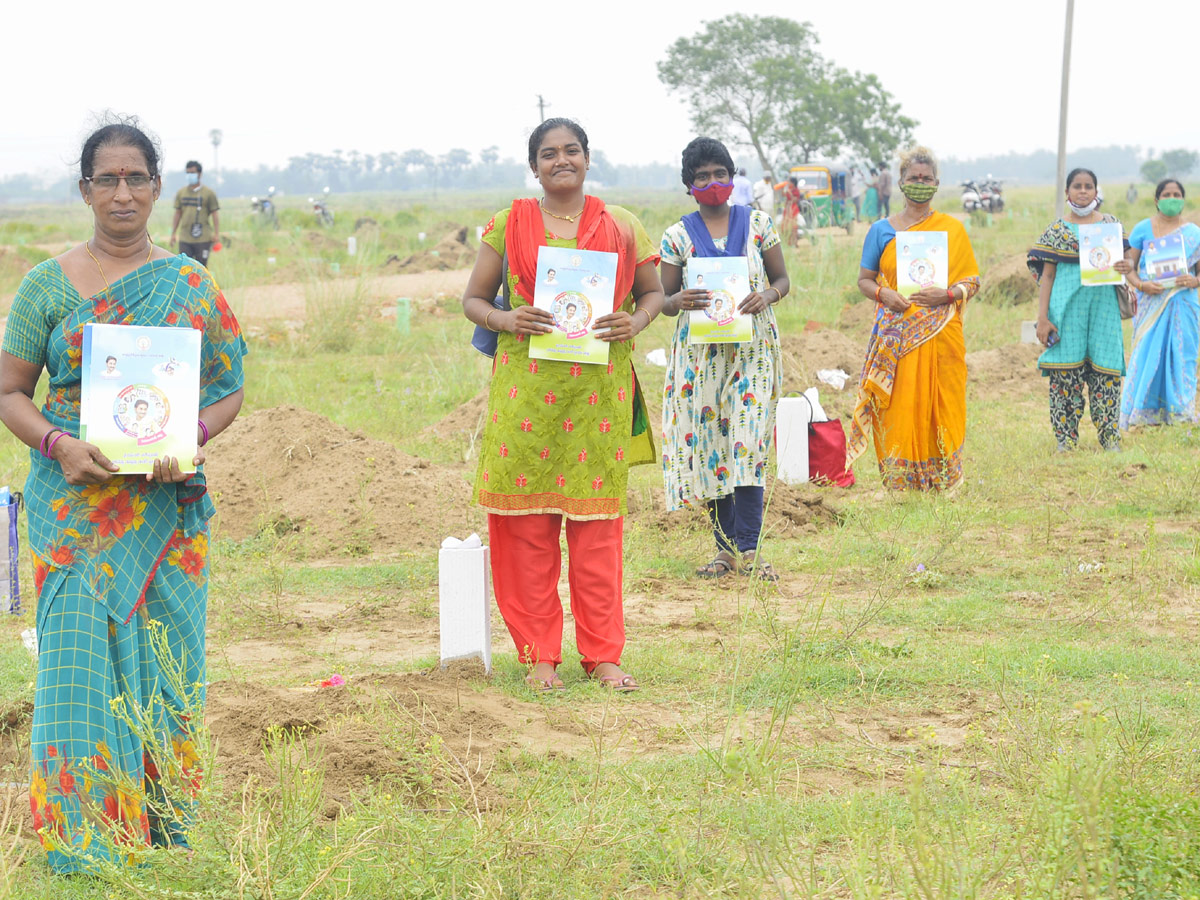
[
  {"left": 0, "top": 120, "right": 247, "bottom": 873},
  {"left": 1120, "top": 178, "right": 1200, "bottom": 429}
]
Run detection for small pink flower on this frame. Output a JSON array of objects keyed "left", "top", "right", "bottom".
[
  {"left": 618, "top": 387, "right": 626, "bottom": 402},
  {"left": 515, "top": 474, "right": 528, "bottom": 488},
  {"left": 570, "top": 364, "right": 582, "bottom": 378},
  {"left": 508, "top": 386, "right": 518, "bottom": 399},
  {"left": 578, "top": 448, "right": 588, "bottom": 462},
  {"left": 529, "top": 361, "right": 539, "bottom": 374},
  {"left": 598, "top": 418, "right": 612, "bottom": 433},
  {"left": 615, "top": 447, "right": 625, "bottom": 461},
  {"left": 540, "top": 446, "right": 550, "bottom": 459},
  {"left": 544, "top": 391, "right": 557, "bottom": 405},
  {"left": 520, "top": 418, "right": 533, "bottom": 432},
  {"left": 555, "top": 474, "right": 566, "bottom": 487},
  {"left": 562, "top": 418, "right": 574, "bottom": 432},
  {"left": 499, "top": 443, "right": 509, "bottom": 457},
  {"left": 587, "top": 391, "right": 598, "bottom": 406},
  {"left": 592, "top": 476, "right": 604, "bottom": 491}
]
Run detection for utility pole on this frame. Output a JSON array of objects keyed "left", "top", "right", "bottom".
[
  {"left": 209, "top": 129, "right": 223, "bottom": 187},
  {"left": 537, "top": 95, "right": 549, "bottom": 123},
  {"left": 1054, "top": 0, "right": 1074, "bottom": 218}
]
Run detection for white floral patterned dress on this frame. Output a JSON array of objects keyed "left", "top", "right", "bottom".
[{"left": 659, "top": 210, "right": 784, "bottom": 510}]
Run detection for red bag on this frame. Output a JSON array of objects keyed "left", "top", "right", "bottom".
[{"left": 809, "top": 419, "right": 855, "bottom": 487}]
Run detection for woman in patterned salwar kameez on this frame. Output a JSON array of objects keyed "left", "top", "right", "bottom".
[
  {"left": 1028, "top": 167, "right": 1129, "bottom": 451},
  {"left": 461, "top": 118, "right": 664, "bottom": 693},
  {"left": 848, "top": 146, "right": 981, "bottom": 491},
  {"left": 0, "top": 120, "right": 246, "bottom": 874},
  {"left": 658, "top": 137, "right": 790, "bottom": 582}
]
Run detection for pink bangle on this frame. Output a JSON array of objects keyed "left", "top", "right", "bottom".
[
  {"left": 198, "top": 419, "right": 209, "bottom": 447},
  {"left": 46, "top": 431, "right": 69, "bottom": 460},
  {"left": 39, "top": 428, "right": 62, "bottom": 458}
]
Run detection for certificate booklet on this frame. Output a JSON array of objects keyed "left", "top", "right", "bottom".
[
  {"left": 528, "top": 246, "right": 616, "bottom": 366},
  {"left": 1079, "top": 222, "right": 1124, "bottom": 286},
  {"left": 81, "top": 324, "right": 202, "bottom": 474},
  {"left": 1142, "top": 230, "right": 1188, "bottom": 287},
  {"left": 687, "top": 256, "right": 753, "bottom": 344},
  {"left": 895, "top": 232, "right": 948, "bottom": 298}
]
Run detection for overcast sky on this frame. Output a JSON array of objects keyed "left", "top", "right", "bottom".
[{"left": 3, "top": 0, "right": 1195, "bottom": 181}]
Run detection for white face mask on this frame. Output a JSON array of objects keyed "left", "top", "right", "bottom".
[{"left": 1067, "top": 196, "right": 1099, "bottom": 216}]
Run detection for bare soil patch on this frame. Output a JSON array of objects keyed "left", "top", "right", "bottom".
[
  {"left": 382, "top": 226, "right": 475, "bottom": 274},
  {"left": 965, "top": 342, "right": 1043, "bottom": 399},
  {"left": 206, "top": 405, "right": 484, "bottom": 557}
]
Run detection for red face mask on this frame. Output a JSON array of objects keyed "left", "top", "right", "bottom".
[{"left": 690, "top": 182, "right": 734, "bottom": 206}]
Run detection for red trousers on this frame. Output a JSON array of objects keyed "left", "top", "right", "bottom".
[{"left": 487, "top": 513, "right": 624, "bottom": 672}]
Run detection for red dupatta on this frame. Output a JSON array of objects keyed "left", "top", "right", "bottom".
[{"left": 505, "top": 196, "right": 636, "bottom": 311}]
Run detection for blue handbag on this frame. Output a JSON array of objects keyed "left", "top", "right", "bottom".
[{"left": 470, "top": 257, "right": 510, "bottom": 358}]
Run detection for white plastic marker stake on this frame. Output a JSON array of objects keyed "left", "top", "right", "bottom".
[
  {"left": 775, "top": 395, "right": 812, "bottom": 485},
  {"left": 417, "top": 232, "right": 427, "bottom": 243},
  {"left": 438, "top": 534, "right": 492, "bottom": 673},
  {"left": 1020, "top": 321, "right": 1040, "bottom": 344},
  {"left": 347, "top": 236, "right": 357, "bottom": 257},
  {"left": 476, "top": 225, "right": 484, "bottom": 242},
  {"left": 21, "top": 628, "right": 37, "bottom": 659}
]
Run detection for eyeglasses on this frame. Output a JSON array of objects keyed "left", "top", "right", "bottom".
[{"left": 84, "top": 175, "right": 156, "bottom": 190}]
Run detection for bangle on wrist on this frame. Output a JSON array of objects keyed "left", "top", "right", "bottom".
[
  {"left": 46, "top": 431, "right": 69, "bottom": 460},
  {"left": 633, "top": 307, "right": 652, "bottom": 328},
  {"left": 198, "top": 419, "right": 210, "bottom": 447},
  {"left": 484, "top": 309, "right": 501, "bottom": 332},
  {"left": 874, "top": 284, "right": 883, "bottom": 302},
  {"left": 40, "top": 428, "right": 62, "bottom": 458}
]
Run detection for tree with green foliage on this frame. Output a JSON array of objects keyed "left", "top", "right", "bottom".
[
  {"left": 1160, "top": 149, "right": 1198, "bottom": 178},
  {"left": 1141, "top": 158, "right": 1169, "bottom": 184},
  {"left": 658, "top": 14, "right": 915, "bottom": 175}
]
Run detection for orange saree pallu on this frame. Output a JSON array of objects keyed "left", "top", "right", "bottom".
[{"left": 848, "top": 212, "right": 979, "bottom": 491}]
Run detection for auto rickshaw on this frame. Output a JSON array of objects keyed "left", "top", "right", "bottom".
[{"left": 788, "top": 162, "right": 856, "bottom": 233}]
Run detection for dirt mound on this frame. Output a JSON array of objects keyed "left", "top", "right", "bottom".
[
  {"left": 206, "top": 406, "right": 484, "bottom": 557},
  {"left": 630, "top": 478, "right": 843, "bottom": 537},
  {"left": 965, "top": 342, "right": 1043, "bottom": 398},
  {"left": 978, "top": 254, "right": 1037, "bottom": 306},
  {"left": 423, "top": 388, "right": 488, "bottom": 444},
  {"left": 208, "top": 672, "right": 504, "bottom": 817},
  {"left": 779, "top": 328, "right": 865, "bottom": 420},
  {"left": 836, "top": 300, "right": 878, "bottom": 339},
  {"left": 383, "top": 227, "right": 474, "bottom": 274}
]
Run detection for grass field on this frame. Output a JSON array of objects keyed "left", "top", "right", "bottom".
[{"left": 2, "top": 184, "right": 1199, "bottom": 899}]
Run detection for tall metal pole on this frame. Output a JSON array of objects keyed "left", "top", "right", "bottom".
[
  {"left": 537, "top": 95, "right": 548, "bottom": 123},
  {"left": 1054, "top": 0, "right": 1074, "bottom": 217},
  {"left": 209, "top": 129, "right": 223, "bottom": 188}
]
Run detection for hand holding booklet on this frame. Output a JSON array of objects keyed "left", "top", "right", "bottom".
[
  {"left": 528, "top": 246, "right": 617, "bottom": 366},
  {"left": 687, "top": 256, "right": 752, "bottom": 344},
  {"left": 1078, "top": 222, "right": 1124, "bottom": 286},
  {"left": 81, "top": 324, "right": 202, "bottom": 475},
  {"left": 1142, "top": 230, "right": 1188, "bottom": 288},
  {"left": 895, "top": 232, "right": 948, "bottom": 298}
]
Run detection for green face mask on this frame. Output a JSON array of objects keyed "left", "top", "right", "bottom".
[
  {"left": 1158, "top": 197, "right": 1185, "bottom": 217},
  {"left": 900, "top": 182, "right": 938, "bottom": 203}
]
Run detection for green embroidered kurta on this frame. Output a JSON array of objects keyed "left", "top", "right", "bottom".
[{"left": 473, "top": 207, "right": 657, "bottom": 520}]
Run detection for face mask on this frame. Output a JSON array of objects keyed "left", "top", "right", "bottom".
[
  {"left": 690, "top": 182, "right": 734, "bottom": 206},
  {"left": 186, "top": 172, "right": 199, "bottom": 186},
  {"left": 900, "top": 182, "right": 937, "bottom": 203},
  {"left": 1067, "top": 197, "right": 1099, "bottom": 216},
  {"left": 1158, "top": 197, "right": 1185, "bottom": 217}
]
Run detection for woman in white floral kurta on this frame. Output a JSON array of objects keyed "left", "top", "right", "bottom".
[{"left": 659, "top": 137, "right": 790, "bottom": 581}]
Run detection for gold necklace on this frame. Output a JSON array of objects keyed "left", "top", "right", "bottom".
[
  {"left": 84, "top": 237, "right": 154, "bottom": 296},
  {"left": 540, "top": 200, "right": 585, "bottom": 223}
]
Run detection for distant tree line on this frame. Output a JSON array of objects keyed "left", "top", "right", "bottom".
[
  {"left": 0, "top": 150, "right": 684, "bottom": 204},
  {"left": 939, "top": 145, "right": 1197, "bottom": 187}
]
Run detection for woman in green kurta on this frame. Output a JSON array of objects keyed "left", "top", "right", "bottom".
[
  {"left": 0, "top": 120, "right": 246, "bottom": 873},
  {"left": 1028, "top": 167, "right": 1130, "bottom": 451},
  {"left": 462, "top": 119, "right": 663, "bottom": 692}
]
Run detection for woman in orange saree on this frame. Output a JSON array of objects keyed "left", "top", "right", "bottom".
[{"left": 847, "top": 146, "right": 980, "bottom": 491}]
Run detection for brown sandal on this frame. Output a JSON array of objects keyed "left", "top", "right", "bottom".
[
  {"left": 741, "top": 551, "right": 779, "bottom": 582},
  {"left": 696, "top": 551, "right": 737, "bottom": 579},
  {"left": 591, "top": 663, "right": 639, "bottom": 693}
]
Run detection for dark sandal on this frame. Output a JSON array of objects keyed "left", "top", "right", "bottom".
[
  {"left": 741, "top": 552, "right": 779, "bottom": 582},
  {"left": 696, "top": 552, "right": 737, "bottom": 579}
]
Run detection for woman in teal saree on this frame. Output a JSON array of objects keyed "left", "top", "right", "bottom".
[{"left": 0, "top": 120, "right": 246, "bottom": 873}]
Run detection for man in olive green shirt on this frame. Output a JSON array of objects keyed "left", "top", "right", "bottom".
[{"left": 170, "top": 160, "right": 221, "bottom": 265}]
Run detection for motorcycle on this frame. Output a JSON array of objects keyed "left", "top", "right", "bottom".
[
  {"left": 250, "top": 186, "right": 279, "bottom": 230},
  {"left": 961, "top": 180, "right": 983, "bottom": 213},
  {"left": 980, "top": 177, "right": 1004, "bottom": 212},
  {"left": 310, "top": 187, "right": 334, "bottom": 227}
]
